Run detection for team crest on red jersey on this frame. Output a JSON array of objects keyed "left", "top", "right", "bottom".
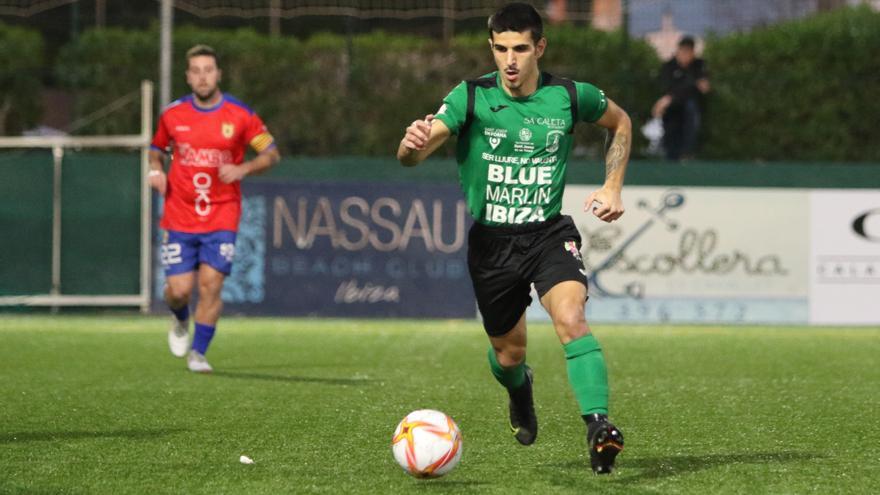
[{"left": 221, "top": 122, "right": 234, "bottom": 139}]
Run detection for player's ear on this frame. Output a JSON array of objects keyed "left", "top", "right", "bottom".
[
  {"left": 487, "top": 38, "right": 494, "bottom": 51},
  {"left": 535, "top": 37, "right": 547, "bottom": 59},
  {"left": 217, "top": 68, "right": 222, "bottom": 83}
]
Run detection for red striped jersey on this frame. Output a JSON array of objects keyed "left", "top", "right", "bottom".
[{"left": 151, "top": 93, "right": 275, "bottom": 233}]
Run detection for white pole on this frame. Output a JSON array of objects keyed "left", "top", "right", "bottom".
[
  {"left": 160, "top": 0, "right": 173, "bottom": 109},
  {"left": 51, "top": 145, "right": 64, "bottom": 310},
  {"left": 140, "top": 80, "right": 154, "bottom": 313}
]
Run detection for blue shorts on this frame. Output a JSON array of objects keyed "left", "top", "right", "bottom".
[{"left": 161, "top": 230, "right": 237, "bottom": 276}]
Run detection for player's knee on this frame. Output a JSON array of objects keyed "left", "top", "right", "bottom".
[
  {"left": 165, "top": 284, "right": 191, "bottom": 305},
  {"left": 198, "top": 280, "right": 223, "bottom": 301},
  {"left": 553, "top": 309, "right": 588, "bottom": 340},
  {"left": 494, "top": 345, "right": 526, "bottom": 367}
]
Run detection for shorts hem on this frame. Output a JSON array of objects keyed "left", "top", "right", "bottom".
[{"left": 535, "top": 275, "right": 589, "bottom": 298}]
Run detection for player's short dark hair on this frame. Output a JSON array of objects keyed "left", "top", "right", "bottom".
[
  {"left": 186, "top": 44, "right": 219, "bottom": 66},
  {"left": 678, "top": 35, "right": 696, "bottom": 49},
  {"left": 488, "top": 2, "right": 544, "bottom": 44}
]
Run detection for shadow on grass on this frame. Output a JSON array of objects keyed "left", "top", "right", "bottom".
[
  {"left": 220, "top": 363, "right": 355, "bottom": 371},
  {"left": 412, "top": 480, "right": 492, "bottom": 489},
  {"left": 0, "top": 428, "right": 185, "bottom": 444},
  {"left": 212, "top": 370, "right": 371, "bottom": 386},
  {"left": 541, "top": 450, "right": 822, "bottom": 488},
  {"left": 613, "top": 450, "right": 823, "bottom": 484}
]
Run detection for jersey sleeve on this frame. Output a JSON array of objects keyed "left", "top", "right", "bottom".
[
  {"left": 244, "top": 112, "right": 275, "bottom": 153},
  {"left": 575, "top": 82, "right": 608, "bottom": 123},
  {"left": 150, "top": 113, "right": 171, "bottom": 152},
  {"left": 433, "top": 81, "right": 468, "bottom": 135}
]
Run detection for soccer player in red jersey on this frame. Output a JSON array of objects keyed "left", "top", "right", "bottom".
[{"left": 148, "top": 45, "right": 280, "bottom": 373}]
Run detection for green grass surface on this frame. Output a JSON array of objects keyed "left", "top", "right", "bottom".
[{"left": 1, "top": 316, "right": 878, "bottom": 494}]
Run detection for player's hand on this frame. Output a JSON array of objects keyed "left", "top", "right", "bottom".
[
  {"left": 218, "top": 164, "right": 247, "bottom": 184},
  {"left": 585, "top": 187, "right": 625, "bottom": 222},
  {"left": 401, "top": 114, "right": 435, "bottom": 151},
  {"left": 148, "top": 169, "right": 167, "bottom": 196}
]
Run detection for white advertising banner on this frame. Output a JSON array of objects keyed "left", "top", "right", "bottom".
[
  {"left": 527, "top": 186, "right": 811, "bottom": 324},
  {"left": 809, "top": 190, "right": 880, "bottom": 325}
]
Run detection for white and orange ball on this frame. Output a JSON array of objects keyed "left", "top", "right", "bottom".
[{"left": 391, "top": 409, "right": 462, "bottom": 478}]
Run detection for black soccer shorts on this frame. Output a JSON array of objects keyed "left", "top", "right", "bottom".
[{"left": 467, "top": 214, "right": 589, "bottom": 336}]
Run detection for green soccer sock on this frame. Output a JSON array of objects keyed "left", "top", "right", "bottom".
[
  {"left": 487, "top": 347, "right": 526, "bottom": 390},
  {"left": 564, "top": 334, "right": 609, "bottom": 416}
]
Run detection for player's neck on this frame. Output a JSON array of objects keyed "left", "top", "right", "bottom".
[
  {"left": 502, "top": 71, "right": 540, "bottom": 98},
  {"left": 192, "top": 90, "right": 223, "bottom": 109}
]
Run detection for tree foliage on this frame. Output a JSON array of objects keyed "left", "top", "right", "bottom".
[
  {"left": 51, "top": 6, "right": 880, "bottom": 161},
  {"left": 0, "top": 22, "right": 44, "bottom": 135},
  {"left": 702, "top": 6, "right": 880, "bottom": 161},
  {"left": 55, "top": 25, "right": 658, "bottom": 157}
]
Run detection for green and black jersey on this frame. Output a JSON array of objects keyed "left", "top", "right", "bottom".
[{"left": 434, "top": 71, "right": 607, "bottom": 227}]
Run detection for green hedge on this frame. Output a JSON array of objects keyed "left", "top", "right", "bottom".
[
  {"left": 0, "top": 22, "right": 44, "bottom": 135},
  {"left": 46, "top": 6, "right": 880, "bottom": 161},
  {"left": 55, "top": 25, "right": 658, "bottom": 157},
  {"left": 702, "top": 6, "right": 880, "bottom": 161}
]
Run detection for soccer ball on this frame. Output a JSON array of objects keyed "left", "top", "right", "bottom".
[{"left": 391, "top": 409, "right": 462, "bottom": 478}]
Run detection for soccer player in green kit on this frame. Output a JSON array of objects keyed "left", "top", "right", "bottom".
[{"left": 397, "top": 3, "right": 631, "bottom": 474}]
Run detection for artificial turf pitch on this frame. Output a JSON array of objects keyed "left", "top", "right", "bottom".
[{"left": 1, "top": 316, "right": 878, "bottom": 494}]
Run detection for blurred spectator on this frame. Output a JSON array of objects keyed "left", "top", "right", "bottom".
[
  {"left": 652, "top": 35, "right": 710, "bottom": 160},
  {"left": 546, "top": 0, "right": 568, "bottom": 24}
]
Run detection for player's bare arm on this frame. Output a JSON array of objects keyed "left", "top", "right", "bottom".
[
  {"left": 585, "top": 97, "right": 631, "bottom": 222},
  {"left": 397, "top": 114, "right": 451, "bottom": 167},
  {"left": 218, "top": 146, "right": 281, "bottom": 184},
  {"left": 148, "top": 149, "right": 168, "bottom": 196}
]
